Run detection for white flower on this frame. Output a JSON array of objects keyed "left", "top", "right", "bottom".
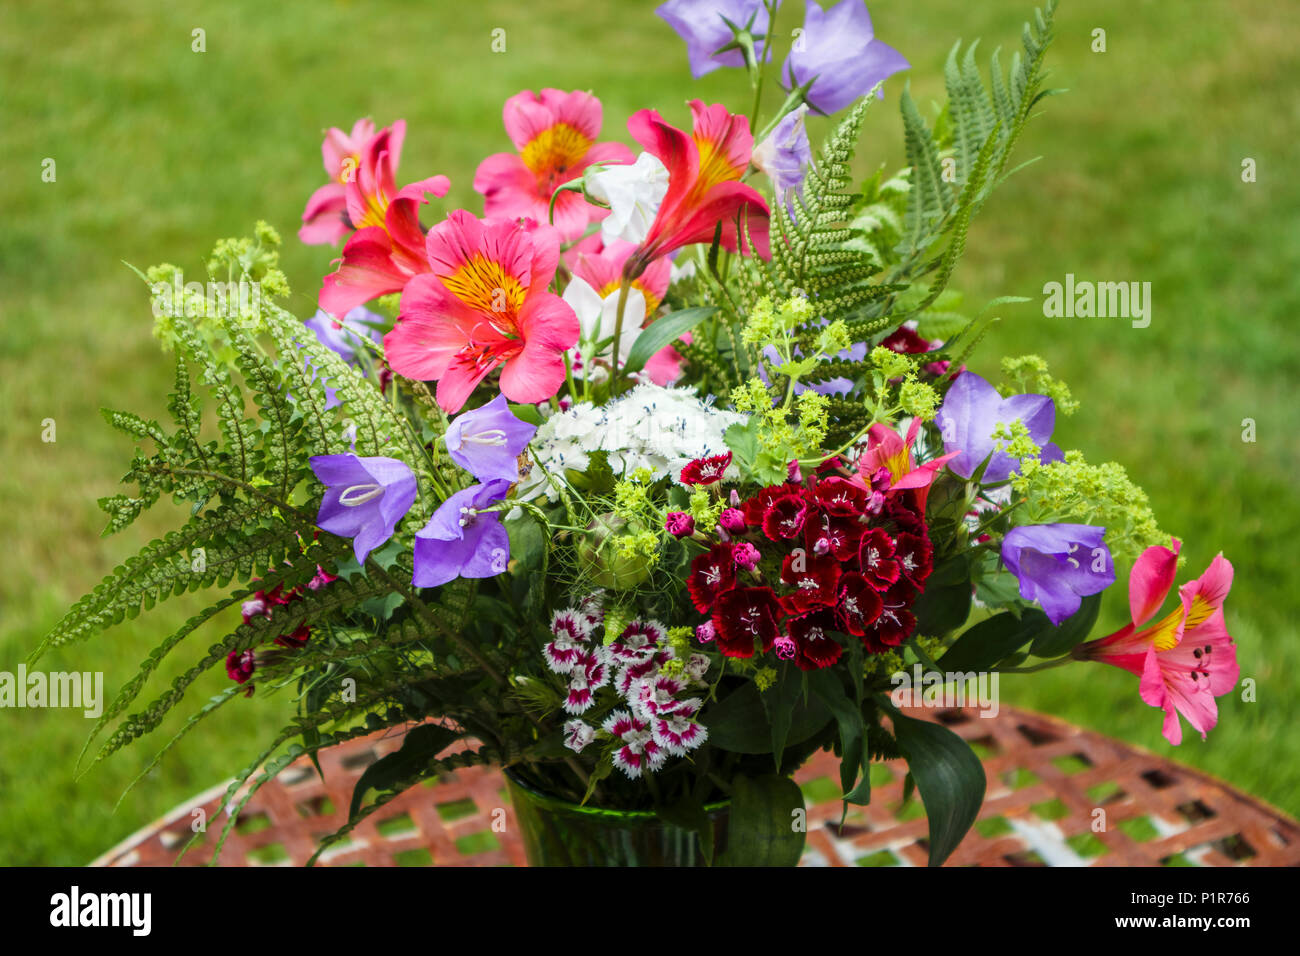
[
  {"left": 561, "top": 276, "right": 647, "bottom": 382},
  {"left": 515, "top": 384, "right": 746, "bottom": 503},
  {"left": 586, "top": 153, "right": 669, "bottom": 246}
]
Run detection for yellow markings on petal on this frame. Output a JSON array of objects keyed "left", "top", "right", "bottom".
[
  {"left": 442, "top": 256, "right": 527, "bottom": 327},
  {"left": 521, "top": 124, "right": 593, "bottom": 179},
  {"left": 1183, "top": 593, "right": 1217, "bottom": 632},
  {"left": 693, "top": 135, "right": 744, "bottom": 196},
  {"left": 598, "top": 279, "right": 661, "bottom": 318},
  {"left": 356, "top": 193, "right": 388, "bottom": 231},
  {"left": 336, "top": 152, "right": 361, "bottom": 186},
  {"left": 1142, "top": 604, "right": 1186, "bottom": 653},
  {"left": 884, "top": 448, "right": 912, "bottom": 483}
]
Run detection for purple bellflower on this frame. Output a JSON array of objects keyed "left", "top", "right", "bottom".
[
  {"left": 934, "top": 371, "right": 1065, "bottom": 483},
  {"left": 752, "top": 103, "right": 813, "bottom": 213},
  {"left": 412, "top": 479, "right": 513, "bottom": 588},
  {"left": 782, "top": 0, "right": 909, "bottom": 115},
  {"left": 1002, "top": 524, "right": 1115, "bottom": 625},
  {"left": 310, "top": 454, "right": 418, "bottom": 564},
  {"left": 444, "top": 393, "right": 537, "bottom": 484},
  {"left": 657, "top": 0, "right": 780, "bottom": 79},
  {"left": 303, "top": 307, "right": 384, "bottom": 410}
]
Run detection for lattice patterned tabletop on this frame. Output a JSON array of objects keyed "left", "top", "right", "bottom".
[{"left": 90, "top": 705, "right": 1300, "bottom": 867}]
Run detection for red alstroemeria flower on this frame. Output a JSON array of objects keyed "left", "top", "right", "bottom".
[
  {"left": 1075, "top": 539, "right": 1238, "bottom": 745},
  {"left": 712, "top": 586, "right": 782, "bottom": 658},
  {"left": 787, "top": 609, "right": 844, "bottom": 671},
  {"left": 319, "top": 122, "right": 452, "bottom": 317},
  {"left": 475, "top": 89, "right": 635, "bottom": 241},
  {"left": 854, "top": 419, "right": 960, "bottom": 513},
  {"left": 300, "top": 117, "right": 376, "bottom": 245},
  {"left": 778, "top": 552, "right": 841, "bottom": 613},
  {"left": 687, "top": 543, "right": 738, "bottom": 613},
  {"left": 862, "top": 579, "right": 917, "bottom": 653},
  {"left": 893, "top": 532, "right": 933, "bottom": 589},
  {"left": 859, "top": 527, "right": 900, "bottom": 590},
  {"left": 622, "top": 100, "right": 771, "bottom": 279},
  {"left": 384, "top": 211, "right": 580, "bottom": 412},
  {"left": 836, "top": 572, "right": 884, "bottom": 636},
  {"left": 680, "top": 451, "right": 733, "bottom": 486}
]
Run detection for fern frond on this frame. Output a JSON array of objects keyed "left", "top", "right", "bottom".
[
  {"left": 32, "top": 501, "right": 306, "bottom": 660},
  {"left": 88, "top": 571, "right": 392, "bottom": 767}
]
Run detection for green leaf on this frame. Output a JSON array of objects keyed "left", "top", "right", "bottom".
[
  {"left": 974, "top": 570, "right": 1022, "bottom": 607},
  {"left": 715, "top": 775, "right": 806, "bottom": 867},
  {"left": 505, "top": 513, "right": 545, "bottom": 572},
  {"left": 940, "top": 607, "right": 1051, "bottom": 673},
  {"left": 760, "top": 667, "right": 802, "bottom": 771},
  {"left": 623, "top": 307, "right": 716, "bottom": 375},
  {"left": 703, "top": 681, "right": 833, "bottom": 755},
  {"left": 1028, "top": 592, "right": 1102, "bottom": 658},
  {"left": 723, "top": 418, "right": 760, "bottom": 473},
  {"left": 348, "top": 723, "right": 464, "bottom": 819},
  {"left": 509, "top": 402, "right": 545, "bottom": 426},
  {"left": 886, "top": 703, "right": 985, "bottom": 866},
  {"left": 914, "top": 579, "right": 973, "bottom": 637},
  {"left": 808, "top": 668, "right": 870, "bottom": 804}
]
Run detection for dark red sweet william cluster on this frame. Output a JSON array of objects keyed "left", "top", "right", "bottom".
[
  {"left": 688, "top": 471, "right": 933, "bottom": 670},
  {"left": 224, "top": 565, "right": 337, "bottom": 693}
]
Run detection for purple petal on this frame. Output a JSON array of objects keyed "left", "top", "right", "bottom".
[
  {"left": 1002, "top": 524, "right": 1114, "bottom": 625},
  {"left": 657, "top": 0, "right": 777, "bottom": 79},
  {"left": 935, "top": 371, "right": 1002, "bottom": 479},
  {"left": 782, "top": 0, "right": 908, "bottom": 114},
  {"left": 309, "top": 453, "right": 372, "bottom": 487},
  {"left": 445, "top": 394, "right": 537, "bottom": 483}
]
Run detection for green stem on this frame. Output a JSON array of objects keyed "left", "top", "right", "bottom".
[
  {"left": 996, "top": 657, "right": 1075, "bottom": 675},
  {"left": 562, "top": 350, "right": 578, "bottom": 401},
  {"left": 609, "top": 278, "right": 632, "bottom": 395}
]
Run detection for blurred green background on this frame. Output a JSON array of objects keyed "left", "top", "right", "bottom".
[{"left": 1, "top": 0, "right": 1296, "bottom": 865}]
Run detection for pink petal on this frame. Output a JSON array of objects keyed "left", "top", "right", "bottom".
[
  {"left": 299, "top": 183, "right": 349, "bottom": 245},
  {"left": 1179, "top": 553, "right": 1234, "bottom": 620},
  {"left": 1128, "top": 539, "right": 1180, "bottom": 627},
  {"left": 318, "top": 227, "right": 404, "bottom": 316},
  {"left": 498, "top": 292, "right": 577, "bottom": 403},
  {"left": 435, "top": 357, "right": 497, "bottom": 414}
]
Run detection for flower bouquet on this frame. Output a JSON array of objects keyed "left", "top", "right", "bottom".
[{"left": 43, "top": 0, "right": 1240, "bottom": 867}]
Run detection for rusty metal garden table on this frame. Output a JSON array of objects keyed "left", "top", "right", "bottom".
[{"left": 90, "top": 705, "right": 1300, "bottom": 867}]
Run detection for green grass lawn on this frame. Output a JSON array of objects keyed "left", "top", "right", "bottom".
[{"left": 2, "top": 0, "right": 1296, "bottom": 864}]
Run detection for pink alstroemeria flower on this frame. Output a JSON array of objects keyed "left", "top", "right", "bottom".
[
  {"left": 384, "top": 211, "right": 580, "bottom": 413},
  {"left": 474, "top": 89, "right": 634, "bottom": 241},
  {"left": 853, "top": 419, "right": 959, "bottom": 513},
  {"left": 622, "top": 101, "right": 771, "bottom": 280},
  {"left": 299, "top": 118, "right": 376, "bottom": 245},
  {"left": 1075, "top": 540, "right": 1238, "bottom": 745},
  {"left": 566, "top": 234, "right": 671, "bottom": 317},
  {"left": 318, "top": 121, "right": 451, "bottom": 317}
]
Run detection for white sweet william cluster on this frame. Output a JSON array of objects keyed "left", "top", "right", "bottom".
[
  {"left": 544, "top": 597, "right": 710, "bottom": 779},
  {"left": 518, "top": 383, "right": 745, "bottom": 501}
]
